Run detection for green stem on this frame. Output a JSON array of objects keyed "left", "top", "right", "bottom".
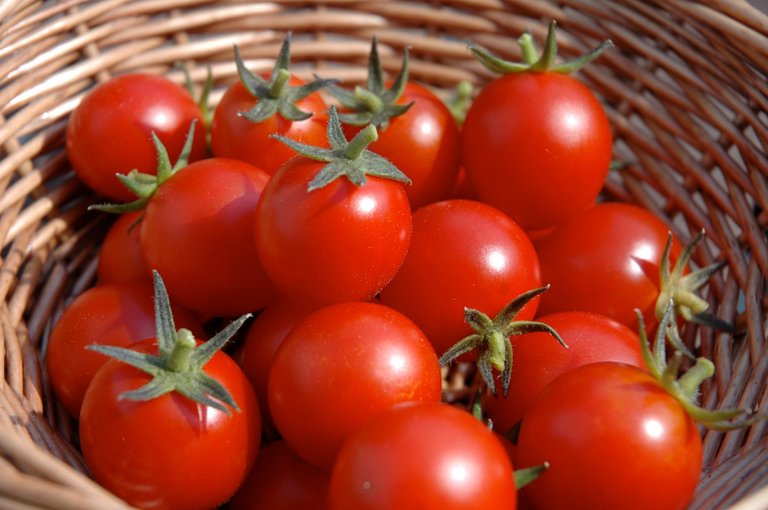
[
  {"left": 355, "top": 86, "right": 384, "bottom": 114},
  {"left": 269, "top": 68, "right": 292, "bottom": 99},
  {"left": 518, "top": 33, "right": 538, "bottom": 65},
  {"left": 487, "top": 330, "right": 507, "bottom": 372},
  {"left": 167, "top": 329, "right": 196, "bottom": 372},
  {"left": 344, "top": 124, "right": 378, "bottom": 159},
  {"left": 677, "top": 358, "right": 716, "bottom": 399}
]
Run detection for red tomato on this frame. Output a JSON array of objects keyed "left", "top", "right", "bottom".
[
  {"left": 140, "top": 157, "right": 276, "bottom": 316},
  {"left": 97, "top": 211, "right": 151, "bottom": 285},
  {"left": 534, "top": 202, "right": 682, "bottom": 328},
  {"left": 329, "top": 401, "right": 517, "bottom": 509},
  {"left": 229, "top": 440, "right": 330, "bottom": 510},
  {"left": 267, "top": 301, "right": 442, "bottom": 469},
  {"left": 80, "top": 338, "right": 261, "bottom": 510},
  {"left": 484, "top": 311, "right": 646, "bottom": 433},
  {"left": 46, "top": 281, "right": 203, "bottom": 418},
  {"left": 461, "top": 72, "right": 612, "bottom": 231},
  {"left": 254, "top": 156, "right": 412, "bottom": 305},
  {"left": 67, "top": 73, "right": 207, "bottom": 201},
  {"left": 516, "top": 362, "right": 702, "bottom": 510},
  {"left": 379, "top": 199, "right": 540, "bottom": 357}
]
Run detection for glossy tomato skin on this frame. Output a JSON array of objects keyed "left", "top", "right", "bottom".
[
  {"left": 534, "top": 202, "right": 682, "bottom": 328},
  {"left": 255, "top": 157, "right": 412, "bottom": 305},
  {"left": 379, "top": 199, "right": 540, "bottom": 357},
  {"left": 485, "top": 311, "right": 646, "bottom": 433},
  {"left": 267, "top": 301, "right": 442, "bottom": 469},
  {"left": 211, "top": 78, "right": 329, "bottom": 175},
  {"left": 461, "top": 72, "right": 612, "bottom": 231},
  {"left": 229, "top": 440, "right": 330, "bottom": 510},
  {"left": 46, "top": 281, "right": 203, "bottom": 418},
  {"left": 67, "top": 73, "right": 207, "bottom": 202},
  {"left": 329, "top": 401, "right": 517, "bottom": 510},
  {"left": 140, "top": 157, "right": 276, "bottom": 316},
  {"left": 97, "top": 211, "right": 151, "bottom": 285},
  {"left": 80, "top": 339, "right": 261, "bottom": 510}
]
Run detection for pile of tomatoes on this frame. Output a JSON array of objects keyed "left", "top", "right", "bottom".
[{"left": 47, "top": 25, "right": 747, "bottom": 510}]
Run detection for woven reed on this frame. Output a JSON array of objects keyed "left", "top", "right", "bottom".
[{"left": 1, "top": 1, "right": 767, "bottom": 508}]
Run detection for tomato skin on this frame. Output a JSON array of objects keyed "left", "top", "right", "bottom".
[
  {"left": 228, "top": 440, "right": 330, "bottom": 510},
  {"left": 484, "top": 311, "right": 646, "bottom": 433},
  {"left": 211, "top": 78, "right": 329, "bottom": 175},
  {"left": 267, "top": 301, "right": 442, "bottom": 469},
  {"left": 379, "top": 199, "right": 540, "bottom": 357},
  {"left": 516, "top": 362, "right": 702, "bottom": 510},
  {"left": 67, "top": 73, "right": 207, "bottom": 202},
  {"left": 255, "top": 157, "right": 412, "bottom": 305},
  {"left": 79, "top": 339, "right": 262, "bottom": 510},
  {"left": 461, "top": 72, "right": 612, "bottom": 231},
  {"left": 534, "top": 202, "right": 682, "bottom": 328},
  {"left": 329, "top": 401, "right": 517, "bottom": 510},
  {"left": 97, "top": 211, "right": 151, "bottom": 285},
  {"left": 140, "top": 157, "right": 276, "bottom": 316},
  {"left": 46, "top": 281, "right": 203, "bottom": 418}
]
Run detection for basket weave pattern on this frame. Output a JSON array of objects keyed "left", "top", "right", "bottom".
[{"left": 1, "top": 1, "right": 767, "bottom": 508}]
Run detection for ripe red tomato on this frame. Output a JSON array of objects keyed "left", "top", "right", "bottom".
[
  {"left": 229, "top": 440, "right": 330, "bottom": 510},
  {"left": 379, "top": 199, "right": 540, "bottom": 357},
  {"left": 46, "top": 281, "right": 203, "bottom": 418},
  {"left": 267, "top": 301, "right": 442, "bottom": 469},
  {"left": 484, "top": 311, "right": 646, "bottom": 433},
  {"left": 67, "top": 73, "right": 207, "bottom": 201},
  {"left": 140, "top": 157, "right": 276, "bottom": 316},
  {"left": 516, "top": 362, "right": 702, "bottom": 510},
  {"left": 461, "top": 71, "right": 612, "bottom": 231},
  {"left": 534, "top": 202, "right": 683, "bottom": 328},
  {"left": 254, "top": 154, "right": 412, "bottom": 305},
  {"left": 97, "top": 211, "right": 151, "bottom": 285},
  {"left": 329, "top": 401, "right": 517, "bottom": 509}
]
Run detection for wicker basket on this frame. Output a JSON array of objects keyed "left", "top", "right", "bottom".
[{"left": 1, "top": 1, "right": 767, "bottom": 508}]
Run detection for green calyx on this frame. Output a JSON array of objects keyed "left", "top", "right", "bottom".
[
  {"left": 444, "top": 80, "right": 474, "bottom": 126},
  {"left": 637, "top": 302, "right": 761, "bottom": 431},
  {"left": 88, "top": 120, "right": 197, "bottom": 214},
  {"left": 439, "top": 286, "right": 567, "bottom": 398},
  {"left": 87, "top": 271, "right": 251, "bottom": 416},
  {"left": 468, "top": 19, "right": 612, "bottom": 75},
  {"left": 235, "top": 32, "right": 336, "bottom": 123},
  {"left": 272, "top": 105, "right": 411, "bottom": 191},
  {"left": 324, "top": 36, "right": 413, "bottom": 129}
]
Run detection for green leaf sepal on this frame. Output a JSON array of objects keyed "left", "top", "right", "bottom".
[
  {"left": 439, "top": 286, "right": 567, "bottom": 398},
  {"left": 468, "top": 19, "right": 612, "bottom": 75},
  {"left": 235, "top": 32, "right": 337, "bottom": 123},
  {"left": 272, "top": 105, "right": 411, "bottom": 191},
  {"left": 87, "top": 271, "right": 251, "bottom": 416},
  {"left": 323, "top": 36, "right": 413, "bottom": 130}
]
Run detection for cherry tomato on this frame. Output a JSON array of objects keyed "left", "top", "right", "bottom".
[
  {"left": 46, "top": 281, "right": 203, "bottom": 418},
  {"left": 80, "top": 337, "right": 261, "bottom": 510},
  {"left": 67, "top": 73, "right": 207, "bottom": 201},
  {"left": 329, "top": 401, "right": 517, "bottom": 509},
  {"left": 461, "top": 72, "right": 612, "bottom": 231},
  {"left": 97, "top": 211, "right": 151, "bottom": 285},
  {"left": 534, "top": 202, "right": 682, "bottom": 327},
  {"left": 379, "top": 199, "right": 540, "bottom": 357},
  {"left": 516, "top": 362, "right": 702, "bottom": 510},
  {"left": 140, "top": 157, "right": 276, "bottom": 316},
  {"left": 484, "top": 311, "right": 646, "bottom": 433},
  {"left": 267, "top": 301, "right": 442, "bottom": 469}
]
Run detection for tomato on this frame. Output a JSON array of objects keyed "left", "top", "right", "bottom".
[
  {"left": 461, "top": 69, "right": 611, "bottom": 232},
  {"left": 484, "top": 311, "right": 646, "bottom": 434},
  {"left": 46, "top": 281, "right": 203, "bottom": 418},
  {"left": 254, "top": 136, "right": 412, "bottom": 305},
  {"left": 97, "top": 211, "right": 151, "bottom": 285},
  {"left": 379, "top": 199, "right": 540, "bottom": 358},
  {"left": 534, "top": 202, "right": 682, "bottom": 328},
  {"left": 516, "top": 362, "right": 702, "bottom": 510},
  {"left": 80, "top": 337, "right": 261, "bottom": 510},
  {"left": 329, "top": 401, "right": 517, "bottom": 509},
  {"left": 229, "top": 440, "right": 330, "bottom": 510},
  {"left": 67, "top": 73, "right": 207, "bottom": 202},
  {"left": 140, "top": 157, "right": 276, "bottom": 316},
  {"left": 267, "top": 301, "right": 442, "bottom": 469}
]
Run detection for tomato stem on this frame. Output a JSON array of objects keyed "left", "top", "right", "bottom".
[
  {"left": 344, "top": 124, "right": 378, "bottom": 160},
  {"left": 269, "top": 68, "right": 291, "bottom": 99},
  {"left": 167, "top": 329, "right": 196, "bottom": 372}
]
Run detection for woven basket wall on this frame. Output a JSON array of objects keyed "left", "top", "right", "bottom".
[{"left": 1, "top": 1, "right": 767, "bottom": 509}]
